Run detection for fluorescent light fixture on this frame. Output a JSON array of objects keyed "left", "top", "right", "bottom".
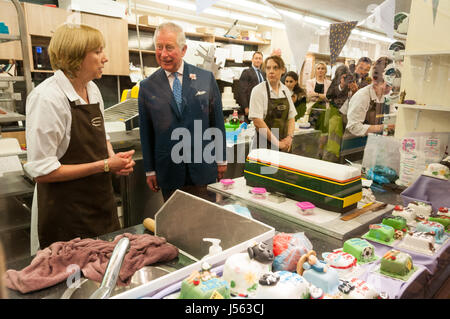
[{"left": 352, "top": 29, "right": 394, "bottom": 43}]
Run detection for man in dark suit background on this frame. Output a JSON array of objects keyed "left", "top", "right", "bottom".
[
  {"left": 238, "top": 51, "right": 265, "bottom": 122},
  {"left": 138, "top": 22, "right": 227, "bottom": 201}
]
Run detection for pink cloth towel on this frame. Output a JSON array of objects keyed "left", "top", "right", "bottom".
[{"left": 4, "top": 233, "right": 179, "bottom": 294}]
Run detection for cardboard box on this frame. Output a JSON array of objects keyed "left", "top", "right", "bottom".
[{"left": 138, "top": 15, "right": 164, "bottom": 26}]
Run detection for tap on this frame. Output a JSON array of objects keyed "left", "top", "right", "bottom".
[{"left": 89, "top": 237, "right": 130, "bottom": 299}]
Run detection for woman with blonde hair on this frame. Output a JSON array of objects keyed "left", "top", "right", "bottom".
[
  {"left": 24, "top": 24, "right": 135, "bottom": 254},
  {"left": 306, "top": 62, "right": 331, "bottom": 103}
]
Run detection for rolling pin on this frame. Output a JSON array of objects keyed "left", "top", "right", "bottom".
[
  {"left": 340, "top": 202, "right": 388, "bottom": 221},
  {"left": 143, "top": 218, "right": 156, "bottom": 233}
]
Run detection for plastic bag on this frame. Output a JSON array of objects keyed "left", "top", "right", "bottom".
[
  {"left": 362, "top": 134, "right": 402, "bottom": 175},
  {"left": 272, "top": 232, "right": 313, "bottom": 272}
]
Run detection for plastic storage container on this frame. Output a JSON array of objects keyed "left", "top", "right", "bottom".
[
  {"left": 296, "top": 202, "right": 316, "bottom": 215},
  {"left": 220, "top": 179, "right": 235, "bottom": 190},
  {"left": 251, "top": 187, "right": 267, "bottom": 200}
]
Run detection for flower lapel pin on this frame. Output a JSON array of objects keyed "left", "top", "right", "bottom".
[{"left": 189, "top": 73, "right": 197, "bottom": 80}]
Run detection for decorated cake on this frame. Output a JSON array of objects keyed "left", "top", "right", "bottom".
[
  {"left": 338, "top": 278, "right": 381, "bottom": 299},
  {"left": 392, "top": 205, "right": 416, "bottom": 225},
  {"left": 179, "top": 262, "right": 231, "bottom": 299},
  {"left": 322, "top": 250, "right": 357, "bottom": 277},
  {"left": 416, "top": 221, "right": 446, "bottom": 244},
  {"left": 429, "top": 214, "right": 450, "bottom": 231},
  {"left": 343, "top": 238, "right": 376, "bottom": 263},
  {"left": 380, "top": 250, "right": 414, "bottom": 277},
  {"left": 398, "top": 231, "right": 436, "bottom": 255},
  {"left": 222, "top": 87, "right": 238, "bottom": 108},
  {"left": 407, "top": 201, "right": 433, "bottom": 218},
  {"left": 437, "top": 207, "right": 449, "bottom": 217},
  {"left": 382, "top": 215, "right": 408, "bottom": 239},
  {"left": 423, "top": 163, "right": 450, "bottom": 180},
  {"left": 244, "top": 149, "right": 362, "bottom": 213},
  {"left": 296, "top": 250, "right": 340, "bottom": 295},
  {"left": 253, "top": 271, "right": 310, "bottom": 299},
  {"left": 222, "top": 242, "right": 273, "bottom": 296},
  {"left": 272, "top": 232, "right": 313, "bottom": 272},
  {"left": 366, "top": 224, "right": 395, "bottom": 243}
]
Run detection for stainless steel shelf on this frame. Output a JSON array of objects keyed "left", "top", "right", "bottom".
[{"left": 0, "top": 108, "right": 25, "bottom": 122}]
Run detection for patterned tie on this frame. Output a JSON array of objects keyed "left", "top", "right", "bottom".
[
  {"left": 256, "top": 69, "right": 263, "bottom": 83},
  {"left": 172, "top": 72, "right": 182, "bottom": 113}
]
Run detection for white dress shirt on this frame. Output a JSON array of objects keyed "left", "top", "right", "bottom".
[
  {"left": 248, "top": 81, "right": 297, "bottom": 121},
  {"left": 346, "top": 84, "right": 384, "bottom": 136},
  {"left": 24, "top": 69, "right": 108, "bottom": 255}
]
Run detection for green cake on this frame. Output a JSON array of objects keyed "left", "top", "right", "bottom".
[
  {"left": 429, "top": 215, "right": 450, "bottom": 232},
  {"left": 179, "top": 264, "right": 231, "bottom": 299},
  {"left": 367, "top": 224, "right": 395, "bottom": 243},
  {"left": 380, "top": 250, "right": 413, "bottom": 277},
  {"left": 382, "top": 215, "right": 408, "bottom": 231},
  {"left": 343, "top": 238, "right": 376, "bottom": 263}
]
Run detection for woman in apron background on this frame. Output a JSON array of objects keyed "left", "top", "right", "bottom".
[
  {"left": 345, "top": 57, "right": 396, "bottom": 138},
  {"left": 248, "top": 55, "right": 297, "bottom": 153},
  {"left": 24, "top": 24, "right": 135, "bottom": 254}
]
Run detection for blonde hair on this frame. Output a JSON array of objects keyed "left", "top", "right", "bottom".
[
  {"left": 312, "top": 62, "right": 327, "bottom": 79},
  {"left": 48, "top": 24, "right": 105, "bottom": 78}
]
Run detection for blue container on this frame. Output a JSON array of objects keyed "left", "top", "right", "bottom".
[{"left": 0, "top": 22, "right": 10, "bottom": 34}]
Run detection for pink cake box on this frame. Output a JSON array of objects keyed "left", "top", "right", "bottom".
[
  {"left": 220, "top": 179, "right": 235, "bottom": 190},
  {"left": 251, "top": 187, "right": 267, "bottom": 200},
  {"left": 296, "top": 202, "right": 316, "bottom": 215}
]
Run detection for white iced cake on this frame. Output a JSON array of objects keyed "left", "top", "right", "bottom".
[
  {"left": 398, "top": 231, "right": 436, "bottom": 255},
  {"left": 222, "top": 86, "right": 238, "bottom": 108},
  {"left": 253, "top": 271, "right": 310, "bottom": 299}
]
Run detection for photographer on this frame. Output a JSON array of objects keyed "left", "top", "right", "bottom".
[{"left": 326, "top": 65, "right": 355, "bottom": 127}]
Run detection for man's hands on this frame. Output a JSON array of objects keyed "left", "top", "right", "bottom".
[
  {"left": 108, "top": 150, "right": 135, "bottom": 176},
  {"left": 146, "top": 175, "right": 160, "bottom": 192},
  {"left": 278, "top": 135, "right": 293, "bottom": 152},
  {"left": 218, "top": 164, "right": 227, "bottom": 180}
]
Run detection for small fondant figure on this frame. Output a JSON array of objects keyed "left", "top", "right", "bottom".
[
  {"left": 302, "top": 254, "right": 328, "bottom": 273},
  {"left": 258, "top": 273, "right": 280, "bottom": 286},
  {"left": 247, "top": 242, "right": 274, "bottom": 264}
]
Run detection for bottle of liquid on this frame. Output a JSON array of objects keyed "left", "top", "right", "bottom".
[{"left": 230, "top": 109, "right": 240, "bottom": 125}]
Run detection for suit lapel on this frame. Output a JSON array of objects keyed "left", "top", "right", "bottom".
[
  {"left": 181, "top": 62, "right": 193, "bottom": 114},
  {"left": 158, "top": 68, "right": 181, "bottom": 119}
]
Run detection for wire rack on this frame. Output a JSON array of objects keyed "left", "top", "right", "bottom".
[{"left": 103, "top": 98, "right": 138, "bottom": 123}]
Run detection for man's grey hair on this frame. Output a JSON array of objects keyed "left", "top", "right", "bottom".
[{"left": 155, "top": 22, "right": 186, "bottom": 48}]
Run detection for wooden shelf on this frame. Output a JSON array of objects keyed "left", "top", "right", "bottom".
[
  {"left": 396, "top": 104, "right": 450, "bottom": 112},
  {"left": 129, "top": 49, "right": 155, "bottom": 54},
  {"left": 128, "top": 23, "right": 270, "bottom": 46},
  {"left": 402, "top": 51, "right": 450, "bottom": 57}
]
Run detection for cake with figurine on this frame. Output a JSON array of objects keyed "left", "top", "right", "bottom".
[
  {"left": 392, "top": 205, "right": 416, "bottom": 225},
  {"left": 338, "top": 278, "right": 383, "bottom": 299},
  {"left": 364, "top": 223, "right": 395, "bottom": 244},
  {"left": 222, "top": 242, "right": 273, "bottom": 296},
  {"left": 397, "top": 231, "right": 436, "bottom": 255},
  {"left": 253, "top": 271, "right": 310, "bottom": 299},
  {"left": 322, "top": 250, "right": 358, "bottom": 278},
  {"left": 407, "top": 201, "right": 433, "bottom": 218},
  {"left": 296, "top": 250, "right": 340, "bottom": 295},
  {"left": 178, "top": 262, "right": 231, "bottom": 299}
]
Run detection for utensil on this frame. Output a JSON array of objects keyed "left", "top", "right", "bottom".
[{"left": 340, "top": 202, "right": 388, "bottom": 221}]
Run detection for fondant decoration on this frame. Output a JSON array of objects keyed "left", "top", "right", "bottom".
[
  {"left": 382, "top": 215, "right": 408, "bottom": 232},
  {"left": 247, "top": 242, "right": 274, "bottom": 264},
  {"left": 416, "top": 221, "right": 446, "bottom": 244},
  {"left": 380, "top": 250, "right": 413, "bottom": 277},
  {"left": 392, "top": 205, "right": 416, "bottom": 225},
  {"left": 179, "top": 262, "right": 230, "bottom": 299},
  {"left": 272, "top": 232, "right": 313, "bottom": 272},
  {"left": 343, "top": 238, "right": 376, "bottom": 263},
  {"left": 394, "top": 230, "right": 404, "bottom": 240},
  {"left": 245, "top": 149, "right": 362, "bottom": 213},
  {"left": 423, "top": 163, "right": 449, "bottom": 180},
  {"left": 407, "top": 201, "right": 433, "bottom": 217},
  {"left": 309, "top": 286, "right": 325, "bottom": 299},
  {"left": 322, "top": 250, "right": 357, "bottom": 277},
  {"left": 394, "top": 12, "right": 409, "bottom": 35},
  {"left": 297, "top": 250, "right": 340, "bottom": 295},
  {"left": 329, "top": 21, "right": 358, "bottom": 65},
  {"left": 339, "top": 278, "right": 381, "bottom": 299},
  {"left": 296, "top": 201, "right": 315, "bottom": 215},
  {"left": 222, "top": 242, "right": 273, "bottom": 295},
  {"left": 429, "top": 214, "right": 450, "bottom": 231},
  {"left": 366, "top": 224, "right": 395, "bottom": 243},
  {"left": 254, "top": 271, "right": 310, "bottom": 299},
  {"left": 398, "top": 231, "right": 436, "bottom": 255},
  {"left": 438, "top": 207, "right": 449, "bottom": 216}
]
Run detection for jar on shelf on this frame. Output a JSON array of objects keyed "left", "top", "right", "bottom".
[
  {"left": 296, "top": 202, "right": 315, "bottom": 215},
  {"left": 220, "top": 179, "right": 235, "bottom": 190},
  {"left": 251, "top": 187, "right": 267, "bottom": 200}
]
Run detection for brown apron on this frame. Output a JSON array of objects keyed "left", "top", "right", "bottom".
[
  {"left": 365, "top": 99, "right": 384, "bottom": 125},
  {"left": 37, "top": 99, "right": 120, "bottom": 248},
  {"left": 254, "top": 82, "right": 290, "bottom": 151}
]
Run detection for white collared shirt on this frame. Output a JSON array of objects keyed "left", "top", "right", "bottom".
[
  {"left": 248, "top": 81, "right": 297, "bottom": 120},
  {"left": 24, "top": 69, "right": 108, "bottom": 178},
  {"left": 346, "top": 84, "right": 384, "bottom": 136},
  {"left": 164, "top": 61, "right": 184, "bottom": 90}
]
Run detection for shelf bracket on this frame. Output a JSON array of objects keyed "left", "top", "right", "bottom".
[{"left": 414, "top": 109, "right": 422, "bottom": 130}]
